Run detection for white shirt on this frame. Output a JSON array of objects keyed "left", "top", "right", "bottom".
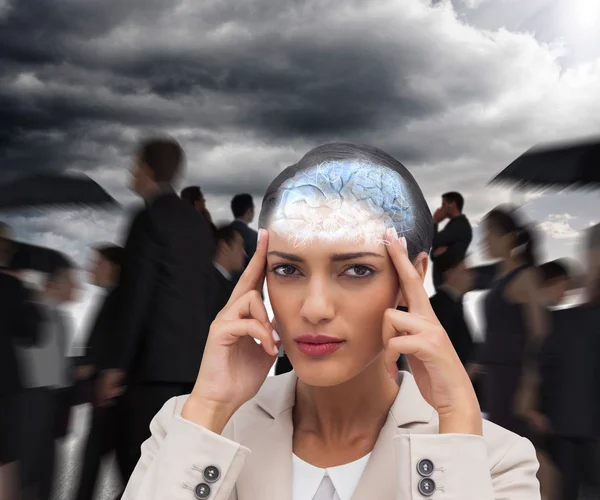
[
  {"left": 213, "top": 262, "right": 232, "bottom": 281},
  {"left": 292, "top": 453, "right": 371, "bottom": 500},
  {"left": 17, "top": 301, "right": 71, "bottom": 389}
]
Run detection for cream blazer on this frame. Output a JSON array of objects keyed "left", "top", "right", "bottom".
[{"left": 122, "top": 371, "right": 540, "bottom": 500}]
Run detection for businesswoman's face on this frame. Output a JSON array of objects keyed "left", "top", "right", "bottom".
[{"left": 265, "top": 203, "right": 428, "bottom": 387}]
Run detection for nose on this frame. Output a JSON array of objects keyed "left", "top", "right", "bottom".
[{"left": 299, "top": 276, "right": 335, "bottom": 325}]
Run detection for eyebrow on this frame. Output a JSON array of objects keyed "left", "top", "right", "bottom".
[{"left": 267, "top": 251, "right": 384, "bottom": 262}]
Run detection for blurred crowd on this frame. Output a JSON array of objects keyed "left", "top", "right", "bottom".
[{"left": 1, "top": 138, "right": 598, "bottom": 500}]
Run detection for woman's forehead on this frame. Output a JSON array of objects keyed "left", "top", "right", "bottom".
[{"left": 267, "top": 228, "right": 387, "bottom": 257}]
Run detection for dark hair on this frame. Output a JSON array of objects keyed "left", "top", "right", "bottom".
[
  {"left": 138, "top": 137, "right": 184, "bottom": 183},
  {"left": 181, "top": 186, "right": 203, "bottom": 205},
  {"left": 214, "top": 225, "right": 241, "bottom": 257},
  {"left": 538, "top": 259, "right": 570, "bottom": 284},
  {"left": 485, "top": 206, "right": 538, "bottom": 267},
  {"left": 442, "top": 192, "right": 464, "bottom": 212},
  {"left": 47, "top": 256, "right": 75, "bottom": 283},
  {"left": 258, "top": 143, "right": 433, "bottom": 261},
  {"left": 94, "top": 244, "right": 123, "bottom": 268},
  {"left": 435, "top": 249, "right": 466, "bottom": 278},
  {"left": 231, "top": 194, "right": 254, "bottom": 218}
]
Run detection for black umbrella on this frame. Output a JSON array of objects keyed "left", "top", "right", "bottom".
[
  {"left": 8, "top": 241, "right": 71, "bottom": 273},
  {"left": 0, "top": 172, "right": 119, "bottom": 211},
  {"left": 490, "top": 137, "right": 600, "bottom": 190}
]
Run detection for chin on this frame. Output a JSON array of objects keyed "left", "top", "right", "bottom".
[{"left": 289, "top": 352, "right": 367, "bottom": 388}]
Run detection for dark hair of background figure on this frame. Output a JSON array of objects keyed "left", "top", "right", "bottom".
[
  {"left": 215, "top": 225, "right": 241, "bottom": 246},
  {"left": 538, "top": 259, "right": 570, "bottom": 284},
  {"left": 484, "top": 205, "right": 538, "bottom": 267},
  {"left": 181, "top": 186, "right": 202, "bottom": 205},
  {"left": 138, "top": 137, "right": 184, "bottom": 183},
  {"left": 93, "top": 244, "right": 124, "bottom": 269},
  {"left": 258, "top": 142, "right": 434, "bottom": 261},
  {"left": 442, "top": 191, "right": 465, "bottom": 213},
  {"left": 47, "top": 256, "right": 75, "bottom": 283},
  {"left": 231, "top": 193, "right": 254, "bottom": 218}
]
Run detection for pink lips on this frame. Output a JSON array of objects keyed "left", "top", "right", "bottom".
[{"left": 294, "top": 335, "right": 345, "bottom": 357}]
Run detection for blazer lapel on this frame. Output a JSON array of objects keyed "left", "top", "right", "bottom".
[
  {"left": 238, "top": 373, "right": 296, "bottom": 499},
  {"left": 352, "top": 372, "right": 435, "bottom": 500}
]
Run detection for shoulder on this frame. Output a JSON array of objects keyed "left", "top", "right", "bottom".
[
  {"left": 481, "top": 419, "right": 536, "bottom": 470},
  {"left": 158, "top": 374, "right": 294, "bottom": 435}
]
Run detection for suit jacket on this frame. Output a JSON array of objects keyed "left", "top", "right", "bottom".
[
  {"left": 230, "top": 220, "right": 258, "bottom": 284},
  {"left": 431, "top": 214, "right": 472, "bottom": 259},
  {"left": 0, "top": 272, "right": 42, "bottom": 395},
  {"left": 122, "top": 371, "right": 540, "bottom": 500},
  {"left": 430, "top": 288, "right": 474, "bottom": 365},
  {"left": 431, "top": 214, "right": 472, "bottom": 288},
  {"left": 539, "top": 305, "right": 600, "bottom": 438},
  {"left": 109, "top": 191, "right": 216, "bottom": 383},
  {"left": 211, "top": 267, "right": 235, "bottom": 322},
  {"left": 83, "top": 285, "right": 121, "bottom": 369}
]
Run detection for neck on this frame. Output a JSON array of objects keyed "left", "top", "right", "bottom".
[
  {"left": 214, "top": 256, "right": 232, "bottom": 273},
  {"left": 293, "top": 357, "right": 399, "bottom": 443},
  {"left": 142, "top": 182, "right": 169, "bottom": 201},
  {"left": 442, "top": 283, "right": 463, "bottom": 298},
  {"left": 448, "top": 210, "right": 461, "bottom": 219},
  {"left": 500, "top": 254, "right": 524, "bottom": 275}
]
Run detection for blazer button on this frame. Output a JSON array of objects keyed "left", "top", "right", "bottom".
[
  {"left": 418, "top": 478, "right": 436, "bottom": 496},
  {"left": 194, "top": 483, "right": 211, "bottom": 499},
  {"left": 204, "top": 465, "right": 220, "bottom": 483},
  {"left": 417, "top": 459, "right": 434, "bottom": 477}
]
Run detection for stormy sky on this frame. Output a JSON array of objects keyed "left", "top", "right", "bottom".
[{"left": 1, "top": 0, "right": 600, "bottom": 337}]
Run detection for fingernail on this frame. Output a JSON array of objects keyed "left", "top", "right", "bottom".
[
  {"left": 386, "top": 227, "right": 398, "bottom": 240},
  {"left": 272, "top": 344, "right": 280, "bottom": 356},
  {"left": 272, "top": 329, "right": 280, "bottom": 342},
  {"left": 257, "top": 229, "right": 264, "bottom": 244},
  {"left": 400, "top": 236, "right": 407, "bottom": 249}
]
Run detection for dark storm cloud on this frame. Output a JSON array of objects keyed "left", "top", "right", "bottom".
[{"left": 0, "top": 0, "right": 502, "bottom": 181}]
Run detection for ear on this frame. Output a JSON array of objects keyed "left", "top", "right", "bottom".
[{"left": 396, "top": 252, "right": 429, "bottom": 307}]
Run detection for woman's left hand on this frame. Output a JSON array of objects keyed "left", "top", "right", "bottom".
[{"left": 382, "top": 228, "right": 482, "bottom": 435}]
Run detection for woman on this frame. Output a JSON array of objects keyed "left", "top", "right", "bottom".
[
  {"left": 122, "top": 144, "right": 539, "bottom": 500},
  {"left": 478, "top": 207, "right": 547, "bottom": 435}
]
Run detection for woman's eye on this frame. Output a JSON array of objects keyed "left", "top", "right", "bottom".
[
  {"left": 272, "top": 264, "right": 298, "bottom": 276},
  {"left": 344, "top": 265, "right": 374, "bottom": 278}
]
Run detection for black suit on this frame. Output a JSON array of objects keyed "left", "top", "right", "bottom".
[
  {"left": 110, "top": 190, "right": 216, "bottom": 483},
  {"left": 74, "top": 286, "right": 125, "bottom": 500},
  {"left": 431, "top": 214, "right": 472, "bottom": 290},
  {"left": 539, "top": 306, "right": 600, "bottom": 499},
  {"left": 0, "top": 272, "right": 42, "bottom": 464},
  {"left": 230, "top": 219, "right": 258, "bottom": 284},
  {"left": 211, "top": 266, "right": 235, "bottom": 321},
  {"left": 430, "top": 288, "right": 474, "bottom": 366}
]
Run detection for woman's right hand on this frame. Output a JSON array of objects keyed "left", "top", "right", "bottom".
[{"left": 182, "top": 229, "right": 280, "bottom": 433}]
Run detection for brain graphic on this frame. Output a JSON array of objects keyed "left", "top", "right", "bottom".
[{"left": 269, "top": 160, "right": 414, "bottom": 247}]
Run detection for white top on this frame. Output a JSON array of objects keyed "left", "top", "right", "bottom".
[
  {"left": 213, "top": 262, "right": 232, "bottom": 280},
  {"left": 292, "top": 453, "right": 371, "bottom": 500},
  {"left": 17, "top": 302, "right": 71, "bottom": 389}
]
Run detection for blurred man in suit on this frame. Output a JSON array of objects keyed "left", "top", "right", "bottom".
[
  {"left": 181, "top": 185, "right": 216, "bottom": 234},
  {"left": 74, "top": 245, "right": 124, "bottom": 500},
  {"left": 17, "top": 259, "right": 79, "bottom": 500},
  {"left": 99, "top": 137, "right": 216, "bottom": 485},
  {"left": 431, "top": 192, "right": 472, "bottom": 290},
  {"left": 230, "top": 193, "right": 257, "bottom": 283},
  {"left": 0, "top": 245, "right": 43, "bottom": 500},
  {"left": 429, "top": 250, "right": 475, "bottom": 367},
  {"left": 211, "top": 225, "right": 246, "bottom": 320},
  {"left": 538, "top": 235, "right": 600, "bottom": 500}
]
